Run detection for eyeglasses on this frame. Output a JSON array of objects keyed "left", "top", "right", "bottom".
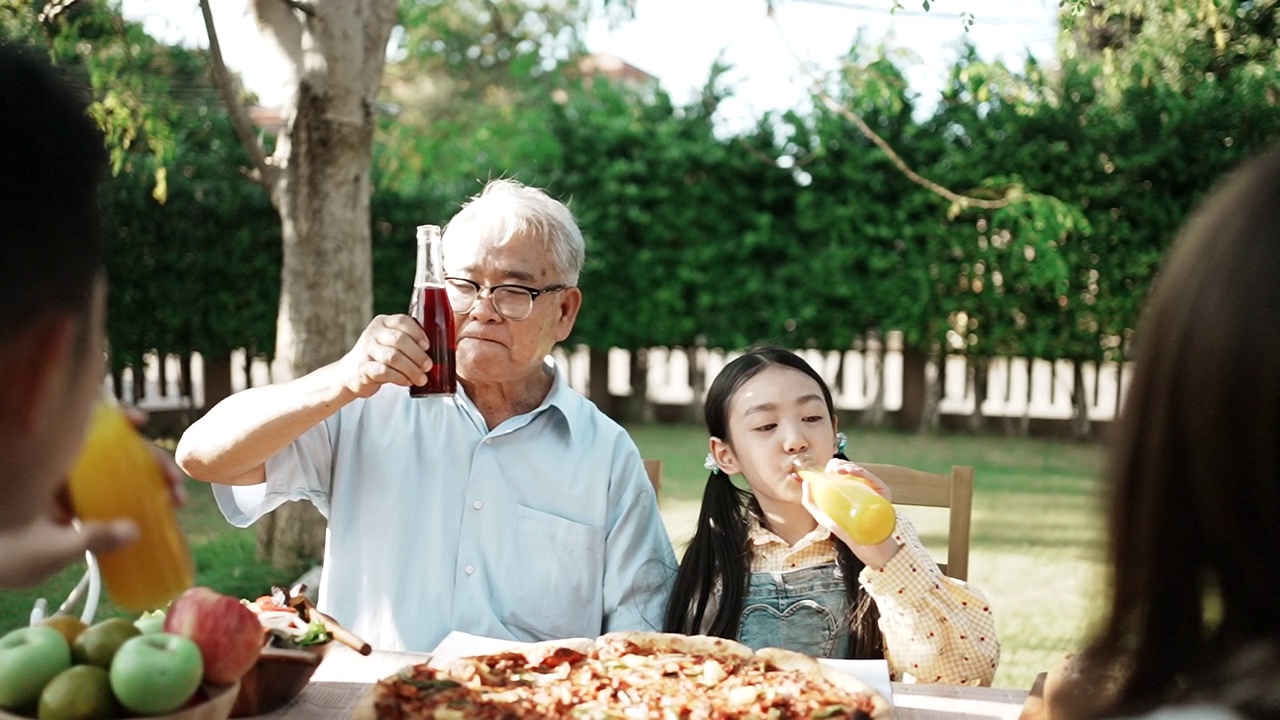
[{"left": 444, "top": 277, "right": 571, "bottom": 321}]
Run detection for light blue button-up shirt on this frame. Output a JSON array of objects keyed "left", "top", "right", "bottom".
[{"left": 213, "top": 361, "right": 677, "bottom": 652}]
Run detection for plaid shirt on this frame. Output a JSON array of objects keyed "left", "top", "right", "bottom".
[{"left": 747, "top": 514, "right": 1000, "bottom": 686}]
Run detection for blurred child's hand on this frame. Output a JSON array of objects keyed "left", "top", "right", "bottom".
[
  {"left": 0, "top": 407, "right": 188, "bottom": 589},
  {"left": 0, "top": 507, "right": 138, "bottom": 589}
]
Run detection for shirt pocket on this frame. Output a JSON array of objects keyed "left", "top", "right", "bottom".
[{"left": 497, "top": 504, "right": 605, "bottom": 640}]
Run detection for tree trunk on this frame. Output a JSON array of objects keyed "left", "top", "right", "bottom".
[
  {"left": 968, "top": 356, "right": 988, "bottom": 434},
  {"left": 1071, "top": 360, "right": 1093, "bottom": 440},
  {"left": 859, "top": 333, "right": 885, "bottom": 429},
  {"left": 587, "top": 346, "right": 616, "bottom": 419},
  {"left": 204, "top": 0, "right": 398, "bottom": 570},
  {"left": 919, "top": 346, "right": 944, "bottom": 434},
  {"left": 255, "top": 501, "right": 327, "bottom": 570},
  {"left": 110, "top": 365, "right": 124, "bottom": 405},
  {"left": 243, "top": 348, "right": 255, "bottom": 389},
  {"left": 623, "top": 348, "right": 654, "bottom": 424},
  {"left": 897, "top": 344, "right": 927, "bottom": 432},
  {"left": 686, "top": 339, "right": 708, "bottom": 425},
  {"left": 1019, "top": 358, "right": 1032, "bottom": 437},
  {"left": 1114, "top": 356, "right": 1125, "bottom": 420},
  {"left": 156, "top": 353, "right": 168, "bottom": 404},
  {"left": 202, "top": 354, "right": 233, "bottom": 412},
  {"left": 179, "top": 353, "right": 193, "bottom": 406}
]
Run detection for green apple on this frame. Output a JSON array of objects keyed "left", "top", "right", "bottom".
[
  {"left": 0, "top": 626, "right": 73, "bottom": 712},
  {"left": 109, "top": 633, "right": 203, "bottom": 716},
  {"left": 72, "top": 618, "right": 140, "bottom": 668},
  {"left": 37, "top": 665, "right": 120, "bottom": 720}
]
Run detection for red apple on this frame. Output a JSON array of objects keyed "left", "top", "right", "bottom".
[{"left": 164, "top": 586, "right": 263, "bottom": 685}]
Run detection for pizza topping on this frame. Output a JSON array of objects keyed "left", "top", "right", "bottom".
[
  {"left": 367, "top": 635, "right": 888, "bottom": 720},
  {"left": 700, "top": 659, "right": 727, "bottom": 686}
]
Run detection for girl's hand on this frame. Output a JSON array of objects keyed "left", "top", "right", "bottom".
[
  {"left": 824, "top": 458, "right": 893, "bottom": 502},
  {"left": 802, "top": 463, "right": 900, "bottom": 569}
]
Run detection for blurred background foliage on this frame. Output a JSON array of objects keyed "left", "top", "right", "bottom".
[{"left": 3, "top": 0, "right": 1278, "bottom": 425}]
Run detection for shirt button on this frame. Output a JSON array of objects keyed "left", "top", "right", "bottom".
[
  {"left": 484, "top": 438, "right": 493, "bottom": 445},
  {"left": 465, "top": 565, "right": 475, "bottom": 575},
  {"left": 473, "top": 500, "right": 483, "bottom": 510}
]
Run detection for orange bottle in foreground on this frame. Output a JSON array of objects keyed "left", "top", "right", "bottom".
[
  {"left": 67, "top": 402, "right": 194, "bottom": 612},
  {"left": 792, "top": 454, "right": 896, "bottom": 546}
]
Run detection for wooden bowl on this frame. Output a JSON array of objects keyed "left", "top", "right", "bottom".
[
  {"left": 0, "top": 681, "right": 239, "bottom": 720},
  {"left": 229, "top": 642, "right": 330, "bottom": 717},
  {"left": 161, "top": 682, "right": 240, "bottom": 720}
]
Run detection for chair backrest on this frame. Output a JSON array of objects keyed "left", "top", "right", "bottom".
[
  {"left": 643, "top": 458, "right": 664, "bottom": 498},
  {"left": 861, "top": 463, "right": 974, "bottom": 581}
]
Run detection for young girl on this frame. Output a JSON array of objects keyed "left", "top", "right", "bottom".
[{"left": 664, "top": 346, "right": 999, "bottom": 685}]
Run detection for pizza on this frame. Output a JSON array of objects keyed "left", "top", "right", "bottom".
[{"left": 354, "top": 632, "right": 893, "bottom": 719}]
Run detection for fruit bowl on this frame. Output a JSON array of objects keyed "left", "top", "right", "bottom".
[
  {"left": 0, "top": 681, "right": 239, "bottom": 720},
  {"left": 229, "top": 642, "right": 329, "bottom": 717}
]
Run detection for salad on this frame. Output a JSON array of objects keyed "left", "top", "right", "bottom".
[{"left": 243, "top": 594, "right": 332, "bottom": 649}]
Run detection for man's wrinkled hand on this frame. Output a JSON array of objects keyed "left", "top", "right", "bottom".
[{"left": 338, "top": 315, "right": 433, "bottom": 398}]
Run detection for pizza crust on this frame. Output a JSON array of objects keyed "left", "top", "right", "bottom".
[
  {"left": 599, "top": 631, "right": 757, "bottom": 663},
  {"left": 359, "top": 632, "right": 894, "bottom": 719},
  {"left": 757, "top": 647, "right": 894, "bottom": 720}
]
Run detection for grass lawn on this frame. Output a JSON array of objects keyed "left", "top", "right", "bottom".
[{"left": 0, "top": 425, "right": 1107, "bottom": 692}]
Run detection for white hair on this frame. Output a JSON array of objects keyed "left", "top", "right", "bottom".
[{"left": 446, "top": 179, "right": 585, "bottom": 285}]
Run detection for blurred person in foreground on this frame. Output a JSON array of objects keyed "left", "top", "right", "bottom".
[
  {"left": 1056, "top": 149, "right": 1280, "bottom": 720},
  {"left": 0, "top": 40, "right": 150, "bottom": 586},
  {"left": 176, "top": 179, "right": 676, "bottom": 652}
]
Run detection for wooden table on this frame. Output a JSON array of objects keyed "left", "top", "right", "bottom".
[{"left": 257, "top": 646, "right": 1030, "bottom": 719}]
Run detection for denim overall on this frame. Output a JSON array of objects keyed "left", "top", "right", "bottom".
[{"left": 737, "top": 563, "right": 851, "bottom": 659}]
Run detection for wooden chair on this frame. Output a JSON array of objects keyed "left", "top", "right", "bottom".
[
  {"left": 643, "top": 458, "right": 664, "bottom": 498},
  {"left": 861, "top": 463, "right": 974, "bottom": 581}
]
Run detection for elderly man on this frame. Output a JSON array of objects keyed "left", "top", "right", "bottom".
[{"left": 177, "top": 180, "right": 676, "bottom": 652}]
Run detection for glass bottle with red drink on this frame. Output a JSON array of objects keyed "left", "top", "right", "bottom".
[{"left": 409, "top": 224, "right": 457, "bottom": 396}]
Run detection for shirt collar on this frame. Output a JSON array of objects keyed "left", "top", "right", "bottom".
[
  {"left": 454, "top": 356, "right": 579, "bottom": 442},
  {"left": 746, "top": 513, "right": 833, "bottom": 549},
  {"left": 536, "top": 356, "right": 580, "bottom": 442}
]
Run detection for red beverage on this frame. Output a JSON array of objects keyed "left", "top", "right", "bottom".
[{"left": 411, "top": 284, "right": 457, "bottom": 396}]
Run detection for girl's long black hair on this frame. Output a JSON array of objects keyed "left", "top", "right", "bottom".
[{"left": 662, "top": 346, "right": 884, "bottom": 659}]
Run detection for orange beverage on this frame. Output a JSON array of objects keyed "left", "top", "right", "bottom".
[
  {"left": 67, "top": 402, "right": 193, "bottom": 611},
  {"left": 792, "top": 454, "right": 896, "bottom": 545}
]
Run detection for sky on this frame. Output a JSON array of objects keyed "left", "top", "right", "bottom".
[{"left": 120, "top": 0, "right": 1060, "bottom": 129}]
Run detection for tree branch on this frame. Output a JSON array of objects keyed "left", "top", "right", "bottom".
[
  {"left": 769, "top": 13, "right": 1017, "bottom": 212},
  {"left": 814, "top": 90, "right": 1012, "bottom": 211},
  {"left": 363, "top": 0, "right": 400, "bottom": 98},
  {"left": 198, "top": 0, "right": 275, "bottom": 189},
  {"left": 251, "top": 0, "right": 305, "bottom": 71}
]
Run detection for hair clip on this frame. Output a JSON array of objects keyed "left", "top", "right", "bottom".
[
  {"left": 836, "top": 432, "right": 848, "bottom": 455},
  {"left": 704, "top": 452, "right": 722, "bottom": 475}
]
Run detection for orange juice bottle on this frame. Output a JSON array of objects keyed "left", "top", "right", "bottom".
[
  {"left": 792, "top": 454, "right": 896, "bottom": 545},
  {"left": 67, "top": 402, "right": 193, "bottom": 612}
]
